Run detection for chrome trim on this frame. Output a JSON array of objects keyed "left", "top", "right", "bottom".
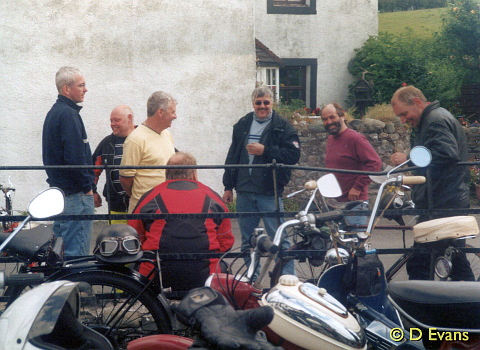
[
  {"left": 265, "top": 289, "right": 366, "bottom": 349},
  {"left": 299, "top": 283, "right": 348, "bottom": 317}
]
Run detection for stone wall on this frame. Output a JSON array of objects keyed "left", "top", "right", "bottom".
[
  {"left": 285, "top": 117, "right": 411, "bottom": 195},
  {"left": 286, "top": 116, "right": 480, "bottom": 199}
]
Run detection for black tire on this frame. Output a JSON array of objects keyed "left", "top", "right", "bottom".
[
  {"left": 465, "top": 244, "right": 480, "bottom": 281},
  {"left": 65, "top": 271, "right": 172, "bottom": 349}
]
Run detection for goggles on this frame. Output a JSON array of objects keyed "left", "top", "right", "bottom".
[{"left": 95, "top": 235, "right": 141, "bottom": 257}]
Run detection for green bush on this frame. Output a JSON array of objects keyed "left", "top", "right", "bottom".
[{"left": 349, "top": 0, "right": 480, "bottom": 112}]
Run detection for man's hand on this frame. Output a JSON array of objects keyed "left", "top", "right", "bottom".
[
  {"left": 246, "top": 143, "right": 264, "bottom": 156},
  {"left": 391, "top": 152, "right": 407, "bottom": 166},
  {"left": 223, "top": 190, "right": 233, "bottom": 205},
  {"left": 93, "top": 193, "right": 102, "bottom": 208},
  {"left": 348, "top": 187, "right": 361, "bottom": 201},
  {"left": 120, "top": 176, "right": 133, "bottom": 197}
]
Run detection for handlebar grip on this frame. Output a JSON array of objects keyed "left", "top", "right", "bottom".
[
  {"left": 5, "top": 273, "right": 45, "bottom": 287},
  {"left": 314, "top": 210, "right": 344, "bottom": 226},
  {"left": 304, "top": 180, "right": 317, "bottom": 191},
  {"left": 402, "top": 176, "right": 426, "bottom": 185},
  {"left": 257, "top": 235, "right": 278, "bottom": 254}
]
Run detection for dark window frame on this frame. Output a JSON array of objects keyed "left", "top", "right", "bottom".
[
  {"left": 280, "top": 58, "right": 317, "bottom": 110},
  {"left": 267, "top": 0, "right": 316, "bottom": 15}
]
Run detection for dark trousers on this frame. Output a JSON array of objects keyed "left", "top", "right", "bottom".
[{"left": 406, "top": 239, "right": 474, "bottom": 281}]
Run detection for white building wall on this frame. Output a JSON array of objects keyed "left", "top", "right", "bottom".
[
  {"left": 255, "top": 0, "right": 378, "bottom": 106},
  {"left": 0, "top": 1, "right": 255, "bottom": 212}
]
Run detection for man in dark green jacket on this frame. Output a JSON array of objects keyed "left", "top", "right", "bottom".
[
  {"left": 390, "top": 85, "right": 473, "bottom": 281},
  {"left": 222, "top": 86, "right": 301, "bottom": 280}
]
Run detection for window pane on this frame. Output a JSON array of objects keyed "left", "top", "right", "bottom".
[
  {"left": 266, "top": 69, "right": 272, "bottom": 85},
  {"left": 280, "top": 65, "right": 306, "bottom": 105},
  {"left": 274, "top": 0, "right": 306, "bottom": 5}
]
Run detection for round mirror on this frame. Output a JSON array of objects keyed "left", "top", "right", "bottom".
[
  {"left": 317, "top": 173, "right": 342, "bottom": 198},
  {"left": 410, "top": 146, "right": 432, "bottom": 167},
  {"left": 28, "top": 188, "right": 65, "bottom": 219}
]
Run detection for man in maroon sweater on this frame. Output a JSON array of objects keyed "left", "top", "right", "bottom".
[{"left": 321, "top": 103, "right": 382, "bottom": 227}]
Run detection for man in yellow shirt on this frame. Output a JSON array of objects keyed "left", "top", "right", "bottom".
[{"left": 120, "top": 91, "right": 176, "bottom": 213}]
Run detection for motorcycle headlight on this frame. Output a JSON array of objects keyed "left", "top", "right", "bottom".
[{"left": 435, "top": 256, "right": 452, "bottom": 279}]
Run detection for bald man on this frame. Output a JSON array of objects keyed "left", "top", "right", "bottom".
[{"left": 92, "top": 105, "right": 136, "bottom": 223}]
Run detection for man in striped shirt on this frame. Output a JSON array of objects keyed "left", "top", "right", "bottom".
[{"left": 93, "top": 105, "right": 135, "bottom": 223}]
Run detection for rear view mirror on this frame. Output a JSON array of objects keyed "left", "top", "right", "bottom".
[
  {"left": 410, "top": 146, "right": 432, "bottom": 167},
  {"left": 28, "top": 188, "right": 65, "bottom": 219},
  {"left": 317, "top": 174, "right": 342, "bottom": 198}
]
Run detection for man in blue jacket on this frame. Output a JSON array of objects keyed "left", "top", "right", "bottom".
[
  {"left": 42, "top": 66, "right": 95, "bottom": 256},
  {"left": 223, "top": 86, "right": 301, "bottom": 280}
]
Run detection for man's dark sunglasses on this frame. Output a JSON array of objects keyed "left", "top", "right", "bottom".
[{"left": 255, "top": 100, "right": 271, "bottom": 106}]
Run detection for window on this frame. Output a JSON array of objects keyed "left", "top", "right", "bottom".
[
  {"left": 267, "top": 0, "right": 316, "bottom": 15},
  {"left": 256, "top": 67, "right": 280, "bottom": 101},
  {"left": 279, "top": 59, "right": 317, "bottom": 110}
]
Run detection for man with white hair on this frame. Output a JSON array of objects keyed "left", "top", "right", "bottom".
[
  {"left": 93, "top": 105, "right": 136, "bottom": 223},
  {"left": 120, "top": 91, "right": 176, "bottom": 213},
  {"left": 42, "top": 66, "right": 95, "bottom": 256}
]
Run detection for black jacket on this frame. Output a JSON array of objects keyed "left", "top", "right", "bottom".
[
  {"left": 92, "top": 133, "right": 130, "bottom": 212},
  {"left": 412, "top": 101, "right": 470, "bottom": 219},
  {"left": 42, "top": 95, "right": 94, "bottom": 195},
  {"left": 223, "top": 111, "right": 300, "bottom": 195}
]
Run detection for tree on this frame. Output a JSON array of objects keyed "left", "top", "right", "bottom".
[
  {"left": 438, "top": 0, "right": 480, "bottom": 83},
  {"left": 348, "top": 0, "right": 479, "bottom": 113}
]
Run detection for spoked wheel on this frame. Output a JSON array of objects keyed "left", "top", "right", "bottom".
[
  {"left": 466, "top": 244, "right": 480, "bottom": 281},
  {"left": 55, "top": 271, "right": 172, "bottom": 349}
]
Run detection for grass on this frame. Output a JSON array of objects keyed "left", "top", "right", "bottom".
[{"left": 378, "top": 8, "right": 445, "bottom": 39}]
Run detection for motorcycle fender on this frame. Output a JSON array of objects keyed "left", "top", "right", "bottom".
[{"left": 127, "top": 334, "right": 193, "bottom": 350}]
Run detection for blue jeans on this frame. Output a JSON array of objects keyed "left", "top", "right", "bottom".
[
  {"left": 343, "top": 201, "right": 369, "bottom": 231},
  {"left": 53, "top": 192, "right": 94, "bottom": 256},
  {"left": 236, "top": 192, "right": 295, "bottom": 280}
]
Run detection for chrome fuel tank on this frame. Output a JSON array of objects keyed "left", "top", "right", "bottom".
[{"left": 261, "top": 275, "right": 366, "bottom": 350}]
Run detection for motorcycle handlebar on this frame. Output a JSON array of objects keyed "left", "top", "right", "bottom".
[
  {"left": 314, "top": 210, "right": 344, "bottom": 226},
  {"left": 402, "top": 176, "right": 426, "bottom": 185},
  {"left": 257, "top": 234, "right": 278, "bottom": 254}
]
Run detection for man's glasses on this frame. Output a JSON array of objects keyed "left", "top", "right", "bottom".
[
  {"left": 255, "top": 100, "right": 271, "bottom": 106},
  {"left": 69, "top": 83, "right": 86, "bottom": 89}
]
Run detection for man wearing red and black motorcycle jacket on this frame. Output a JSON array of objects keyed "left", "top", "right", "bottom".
[{"left": 128, "top": 152, "right": 234, "bottom": 291}]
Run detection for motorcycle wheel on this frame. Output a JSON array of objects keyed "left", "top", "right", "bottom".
[
  {"left": 8, "top": 270, "right": 172, "bottom": 350},
  {"left": 466, "top": 244, "right": 480, "bottom": 281}
]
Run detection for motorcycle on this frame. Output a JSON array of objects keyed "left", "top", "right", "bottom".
[
  {"left": 317, "top": 145, "right": 480, "bottom": 349},
  {"left": 128, "top": 172, "right": 367, "bottom": 350},
  {"left": 0, "top": 188, "right": 172, "bottom": 349},
  {"left": 0, "top": 187, "right": 113, "bottom": 349},
  {"left": 129, "top": 145, "right": 480, "bottom": 350}
]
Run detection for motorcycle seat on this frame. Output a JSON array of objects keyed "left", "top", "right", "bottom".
[
  {"left": 0, "top": 224, "right": 55, "bottom": 260},
  {"left": 327, "top": 199, "right": 366, "bottom": 210},
  {"left": 388, "top": 280, "right": 480, "bottom": 330},
  {"left": 413, "top": 216, "right": 479, "bottom": 243}
]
